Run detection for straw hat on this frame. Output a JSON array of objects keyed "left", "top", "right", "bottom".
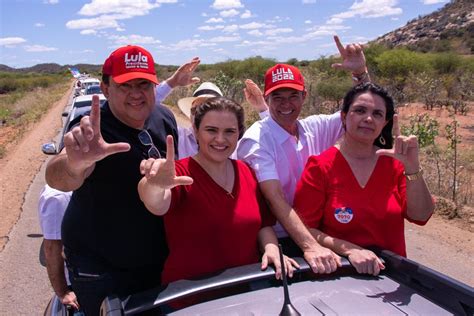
[{"left": 177, "top": 82, "right": 223, "bottom": 119}]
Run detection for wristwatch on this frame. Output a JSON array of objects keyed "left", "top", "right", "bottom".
[
  {"left": 351, "top": 71, "right": 369, "bottom": 83},
  {"left": 404, "top": 168, "right": 423, "bottom": 181}
]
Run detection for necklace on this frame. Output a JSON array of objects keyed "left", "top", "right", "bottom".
[
  {"left": 224, "top": 160, "right": 234, "bottom": 199},
  {"left": 194, "top": 156, "right": 234, "bottom": 198}
]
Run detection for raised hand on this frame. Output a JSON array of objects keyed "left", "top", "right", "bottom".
[
  {"left": 244, "top": 79, "right": 268, "bottom": 112},
  {"left": 140, "top": 135, "right": 193, "bottom": 189},
  {"left": 166, "top": 57, "right": 201, "bottom": 88},
  {"left": 347, "top": 249, "right": 385, "bottom": 276},
  {"left": 331, "top": 35, "right": 367, "bottom": 75},
  {"left": 63, "top": 95, "right": 130, "bottom": 175},
  {"left": 304, "top": 245, "right": 342, "bottom": 274},
  {"left": 376, "top": 114, "right": 420, "bottom": 172}
]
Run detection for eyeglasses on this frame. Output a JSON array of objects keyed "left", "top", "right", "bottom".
[
  {"left": 117, "top": 81, "right": 154, "bottom": 94},
  {"left": 138, "top": 129, "right": 161, "bottom": 158}
]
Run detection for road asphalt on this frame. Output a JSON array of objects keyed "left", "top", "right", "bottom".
[{"left": 0, "top": 162, "right": 54, "bottom": 315}]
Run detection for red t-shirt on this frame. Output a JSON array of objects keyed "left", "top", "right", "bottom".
[
  {"left": 162, "top": 157, "right": 274, "bottom": 284},
  {"left": 294, "top": 147, "right": 429, "bottom": 257}
]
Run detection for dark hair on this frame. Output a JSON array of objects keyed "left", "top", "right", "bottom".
[
  {"left": 341, "top": 82, "right": 395, "bottom": 149},
  {"left": 101, "top": 74, "right": 110, "bottom": 85},
  {"left": 193, "top": 97, "right": 245, "bottom": 139}
]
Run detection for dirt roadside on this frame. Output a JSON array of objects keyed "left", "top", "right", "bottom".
[{"left": 0, "top": 88, "right": 472, "bottom": 288}]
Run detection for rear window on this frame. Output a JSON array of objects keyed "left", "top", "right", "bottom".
[{"left": 73, "top": 99, "right": 106, "bottom": 108}]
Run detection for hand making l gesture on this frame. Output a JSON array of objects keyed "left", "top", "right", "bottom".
[
  {"left": 376, "top": 115, "right": 421, "bottom": 173},
  {"left": 140, "top": 135, "right": 193, "bottom": 190},
  {"left": 331, "top": 35, "right": 368, "bottom": 76},
  {"left": 63, "top": 95, "right": 130, "bottom": 175}
]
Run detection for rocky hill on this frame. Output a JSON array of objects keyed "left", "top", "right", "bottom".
[{"left": 375, "top": 0, "right": 473, "bottom": 54}]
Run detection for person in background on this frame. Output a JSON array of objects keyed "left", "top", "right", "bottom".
[
  {"left": 45, "top": 45, "right": 178, "bottom": 315},
  {"left": 294, "top": 83, "right": 434, "bottom": 276},
  {"left": 237, "top": 35, "right": 370, "bottom": 275},
  {"left": 38, "top": 185, "right": 78, "bottom": 310},
  {"left": 138, "top": 97, "right": 299, "bottom": 285}
]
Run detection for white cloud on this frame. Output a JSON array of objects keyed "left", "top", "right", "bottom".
[
  {"left": 24, "top": 45, "right": 57, "bottom": 52},
  {"left": 247, "top": 30, "right": 263, "bottom": 36},
  {"left": 206, "top": 17, "right": 224, "bottom": 23},
  {"left": 43, "top": 0, "right": 58, "bottom": 4},
  {"left": 421, "top": 0, "right": 447, "bottom": 4},
  {"left": 35, "top": 23, "right": 45, "bottom": 27},
  {"left": 304, "top": 20, "right": 312, "bottom": 24},
  {"left": 198, "top": 25, "right": 224, "bottom": 31},
  {"left": 265, "top": 28, "right": 293, "bottom": 36},
  {"left": 332, "top": 0, "right": 402, "bottom": 20},
  {"left": 81, "top": 29, "right": 98, "bottom": 35},
  {"left": 109, "top": 34, "right": 161, "bottom": 45},
  {"left": 222, "top": 24, "right": 239, "bottom": 33},
  {"left": 327, "top": 17, "right": 343, "bottom": 24},
  {"left": 220, "top": 9, "right": 239, "bottom": 17},
  {"left": 240, "top": 10, "right": 252, "bottom": 19},
  {"left": 0, "top": 37, "right": 27, "bottom": 47},
  {"left": 78, "top": 0, "right": 160, "bottom": 17},
  {"left": 302, "top": 0, "right": 316, "bottom": 3},
  {"left": 209, "top": 35, "right": 240, "bottom": 42},
  {"left": 240, "top": 22, "right": 264, "bottom": 29},
  {"left": 66, "top": 16, "right": 119, "bottom": 30},
  {"left": 202, "top": 12, "right": 208, "bottom": 17},
  {"left": 211, "top": 0, "right": 243, "bottom": 10},
  {"left": 67, "top": 0, "right": 178, "bottom": 32},
  {"left": 162, "top": 39, "right": 216, "bottom": 51}
]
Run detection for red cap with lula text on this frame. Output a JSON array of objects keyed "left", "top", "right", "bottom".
[
  {"left": 102, "top": 45, "right": 159, "bottom": 84},
  {"left": 264, "top": 63, "right": 305, "bottom": 96}
]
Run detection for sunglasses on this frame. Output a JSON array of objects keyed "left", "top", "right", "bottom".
[{"left": 138, "top": 129, "right": 161, "bottom": 158}]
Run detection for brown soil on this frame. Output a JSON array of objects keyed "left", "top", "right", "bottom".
[{"left": 0, "top": 90, "right": 472, "bottom": 285}]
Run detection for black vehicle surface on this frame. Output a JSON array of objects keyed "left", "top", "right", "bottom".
[{"left": 44, "top": 250, "right": 474, "bottom": 316}]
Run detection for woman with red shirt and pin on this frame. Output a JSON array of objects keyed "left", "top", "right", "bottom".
[
  {"left": 293, "top": 83, "right": 434, "bottom": 276},
  {"left": 138, "top": 96, "right": 299, "bottom": 284}
]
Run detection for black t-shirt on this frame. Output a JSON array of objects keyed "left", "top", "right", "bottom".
[{"left": 62, "top": 102, "right": 178, "bottom": 269}]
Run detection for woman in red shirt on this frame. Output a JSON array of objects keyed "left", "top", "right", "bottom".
[
  {"left": 139, "top": 96, "right": 298, "bottom": 284},
  {"left": 294, "top": 83, "right": 434, "bottom": 276}
]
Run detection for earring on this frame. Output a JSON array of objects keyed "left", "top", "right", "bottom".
[{"left": 379, "top": 135, "right": 386, "bottom": 146}]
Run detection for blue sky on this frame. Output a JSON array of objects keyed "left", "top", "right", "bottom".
[{"left": 0, "top": 0, "right": 449, "bottom": 68}]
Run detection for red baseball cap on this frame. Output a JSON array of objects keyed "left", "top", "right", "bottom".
[
  {"left": 102, "top": 45, "right": 159, "bottom": 84},
  {"left": 264, "top": 64, "right": 305, "bottom": 96}
]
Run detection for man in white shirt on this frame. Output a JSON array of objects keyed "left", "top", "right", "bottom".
[
  {"left": 38, "top": 185, "right": 78, "bottom": 310},
  {"left": 237, "top": 36, "right": 370, "bottom": 274}
]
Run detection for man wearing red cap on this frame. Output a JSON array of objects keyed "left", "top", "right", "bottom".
[
  {"left": 45, "top": 45, "right": 178, "bottom": 315},
  {"left": 237, "top": 36, "right": 370, "bottom": 275}
]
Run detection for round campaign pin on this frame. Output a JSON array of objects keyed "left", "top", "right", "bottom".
[{"left": 334, "top": 207, "right": 354, "bottom": 224}]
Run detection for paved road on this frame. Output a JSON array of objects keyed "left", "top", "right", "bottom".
[
  {"left": 0, "top": 162, "right": 54, "bottom": 315},
  {"left": 0, "top": 95, "right": 72, "bottom": 315}
]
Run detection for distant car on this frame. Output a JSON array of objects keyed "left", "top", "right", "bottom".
[
  {"left": 80, "top": 78, "right": 100, "bottom": 95},
  {"left": 85, "top": 84, "right": 102, "bottom": 95},
  {"left": 41, "top": 94, "right": 106, "bottom": 155},
  {"left": 70, "top": 94, "right": 106, "bottom": 109}
]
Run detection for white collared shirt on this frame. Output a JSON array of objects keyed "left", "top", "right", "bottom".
[
  {"left": 237, "top": 112, "right": 343, "bottom": 236},
  {"left": 38, "top": 185, "right": 72, "bottom": 240}
]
